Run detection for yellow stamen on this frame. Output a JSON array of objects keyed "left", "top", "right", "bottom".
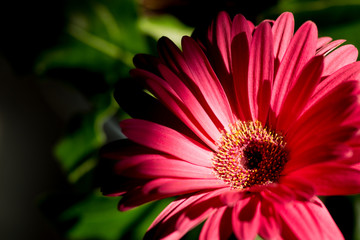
[{"left": 212, "top": 121, "right": 287, "bottom": 189}]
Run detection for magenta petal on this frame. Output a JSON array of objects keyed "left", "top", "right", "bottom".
[
  {"left": 279, "top": 197, "right": 344, "bottom": 240},
  {"left": 157, "top": 36, "right": 190, "bottom": 75},
  {"left": 132, "top": 68, "right": 219, "bottom": 150},
  {"left": 316, "top": 36, "right": 332, "bottom": 49},
  {"left": 121, "top": 158, "right": 215, "bottom": 179},
  {"left": 148, "top": 197, "right": 190, "bottom": 231},
  {"left": 272, "top": 12, "right": 294, "bottom": 72},
  {"left": 120, "top": 119, "right": 212, "bottom": 166},
  {"left": 231, "top": 15, "right": 252, "bottom": 121},
  {"left": 284, "top": 142, "right": 353, "bottom": 174},
  {"left": 146, "top": 192, "right": 212, "bottom": 239},
  {"left": 206, "top": 12, "right": 239, "bottom": 116},
  {"left": 146, "top": 189, "right": 226, "bottom": 239},
  {"left": 175, "top": 189, "right": 227, "bottom": 231},
  {"left": 261, "top": 175, "right": 315, "bottom": 205},
  {"left": 323, "top": 44, "right": 359, "bottom": 76},
  {"left": 113, "top": 153, "right": 167, "bottom": 172},
  {"left": 182, "top": 36, "right": 236, "bottom": 129},
  {"left": 287, "top": 81, "right": 360, "bottom": 147},
  {"left": 118, "top": 178, "right": 226, "bottom": 211},
  {"left": 276, "top": 55, "right": 323, "bottom": 131},
  {"left": 142, "top": 178, "right": 226, "bottom": 196},
  {"left": 287, "top": 162, "right": 360, "bottom": 195},
  {"left": 232, "top": 195, "right": 261, "bottom": 240},
  {"left": 213, "top": 11, "right": 232, "bottom": 73},
  {"left": 316, "top": 39, "right": 345, "bottom": 55},
  {"left": 247, "top": 20, "right": 255, "bottom": 33},
  {"left": 258, "top": 200, "right": 280, "bottom": 239},
  {"left": 279, "top": 175, "right": 315, "bottom": 201},
  {"left": 200, "top": 206, "right": 233, "bottom": 240},
  {"left": 158, "top": 64, "right": 225, "bottom": 145},
  {"left": 133, "top": 53, "right": 161, "bottom": 73},
  {"left": 271, "top": 21, "right": 317, "bottom": 118},
  {"left": 311, "top": 61, "right": 360, "bottom": 106},
  {"left": 231, "top": 14, "right": 252, "bottom": 42},
  {"left": 248, "top": 22, "right": 274, "bottom": 123},
  {"left": 220, "top": 190, "right": 246, "bottom": 207},
  {"left": 261, "top": 184, "right": 296, "bottom": 204},
  {"left": 118, "top": 185, "right": 172, "bottom": 211}
]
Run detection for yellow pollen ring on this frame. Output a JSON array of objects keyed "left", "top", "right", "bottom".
[{"left": 212, "top": 121, "right": 288, "bottom": 190}]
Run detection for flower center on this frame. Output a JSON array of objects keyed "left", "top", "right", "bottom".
[{"left": 212, "top": 121, "right": 288, "bottom": 189}]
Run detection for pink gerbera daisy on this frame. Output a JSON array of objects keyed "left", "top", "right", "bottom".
[{"left": 101, "top": 12, "right": 360, "bottom": 239}]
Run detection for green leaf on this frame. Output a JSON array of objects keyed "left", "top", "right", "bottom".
[
  {"left": 138, "top": 14, "right": 194, "bottom": 47},
  {"left": 60, "top": 191, "right": 173, "bottom": 240},
  {"left": 35, "top": 0, "right": 149, "bottom": 81},
  {"left": 55, "top": 92, "right": 118, "bottom": 177}
]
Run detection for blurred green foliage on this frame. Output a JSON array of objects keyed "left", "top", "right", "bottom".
[
  {"left": 32, "top": 0, "right": 360, "bottom": 239},
  {"left": 60, "top": 193, "right": 173, "bottom": 240},
  {"left": 36, "top": 0, "right": 193, "bottom": 239}
]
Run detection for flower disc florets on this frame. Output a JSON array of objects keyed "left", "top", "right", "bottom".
[{"left": 213, "top": 121, "right": 288, "bottom": 189}]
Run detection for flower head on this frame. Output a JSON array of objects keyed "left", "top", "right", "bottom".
[{"left": 101, "top": 12, "right": 360, "bottom": 239}]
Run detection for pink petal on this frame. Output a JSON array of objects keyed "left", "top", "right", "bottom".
[
  {"left": 220, "top": 190, "right": 247, "bottom": 207},
  {"left": 113, "top": 153, "right": 167, "bottom": 172},
  {"left": 231, "top": 14, "right": 252, "bottom": 121},
  {"left": 323, "top": 44, "right": 359, "bottom": 76},
  {"left": 232, "top": 195, "right": 261, "bottom": 240},
  {"left": 276, "top": 55, "right": 323, "bottom": 131},
  {"left": 146, "top": 189, "right": 226, "bottom": 239},
  {"left": 272, "top": 12, "right": 294, "bottom": 72},
  {"left": 200, "top": 206, "right": 233, "bottom": 240},
  {"left": 279, "top": 197, "right": 344, "bottom": 240},
  {"left": 143, "top": 178, "right": 226, "bottom": 195},
  {"left": 182, "top": 36, "right": 236, "bottom": 129},
  {"left": 287, "top": 162, "right": 360, "bottom": 195},
  {"left": 118, "top": 178, "right": 226, "bottom": 211},
  {"left": 258, "top": 200, "right": 280, "bottom": 239},
  {"left": 316, "top": 39, "right": 345, "bottom": 56},
  {"left": 288, "top": 125, "right": 358, "bottom": 156},
  {"left": 205, "top": 12, "right": 239, "bottom": 117},
  {"left": 247, "top": 20, "right": 255, "bottom": 33},
  {"left": 283, "top": 143, "right": 352, "bottom": 174},
  {"left": 262, "top": 178, "right": 313, "bottom": 205},
  {"left": 131, "top": 68, "right": 219, "bottom": 150},
  {"left": 157, "top": 64, "right": 225, "bottom": 137},
  {"left": 157, "top": 36, "right": 189, "bottom": 75},
  {"left": 133, "top": 53, "right": 161, "bottom": 73},
  {"left": 288, "top": 123, "right": 357, "bottom": 156},
  {"left": 278, "top": 175, "right": 315, "bottom": 201},
  {"left": 213, "top": 11, "right": 232, "bottom": 73},
  {"left": 248, "top": 22, "right": 274, "bottom": 123},
  {"left": 261, "top": 184, "right": 296, "bottom": 205},
  {"left": 311, "top": 61, "right": 360, "bottom": 107},
  {"left": 148, "top": 196, "right": 190, "bottom": 230},
  {"left": 146, "top": 193, "right": 208, "bottom": 239},
  {"left": 119, "top": 158, "right": 215, "bottom": 179},
  {"left": 175, "top": 189, "right": 227, "bottom": 231},
  {"left": 271, "top": 21, "right": 318, "bottom": 119},
  {"left": 118, "top": 184, "right": 171, "bottom": 211},
  {"left": 316, "top": 36, "right": 332, "bottom": 49},
  {"left": 120, "top": 119, "right": 213, "bottom": 167},
  {"left": 231, "top": 13, "right": 252, "bottom": 42},
  {"left": 287, "top": 81, "right": 360, "bottom": 147}
]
